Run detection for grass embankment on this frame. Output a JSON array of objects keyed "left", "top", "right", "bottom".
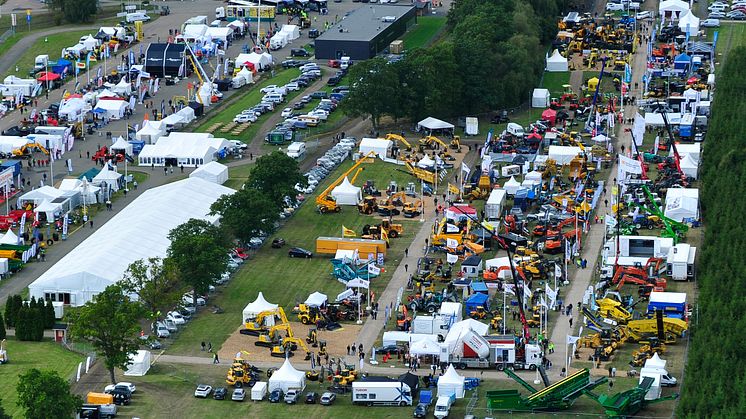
[{"left": 402, "top": 16, "right": 447, "bottom": 50}]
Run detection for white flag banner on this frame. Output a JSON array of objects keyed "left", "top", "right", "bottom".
[
  {"left": 504, "top": 284, "right": 516, "bottom": 295},
  {"left": 567, "top": 335, "right": 581, "bottom": 345},
  {"left": 446, "top": 253, "right": 458, "bottom": 264},
  {"left": 633, "top": 113, "right": 645, "bottom": 146},
  {"left": 63, "top": 213, "right": 69, "bottom": 236},
  {"left": 522, "top": 284, "right": 532, "bottom": 302},
  {"left": 619, "top": 154, "right": 643, "bottom": 175},
  {"left": 368, "top": 264, "right": 381, "bottom": 275},
  {"left": 653, "top": 135, "right": 660, "bottom": 154},
  {"left": 545, "top": 283, "right": 558, "bottom": 303},
  {"left": 461, "top": 162, "right": 471, "bottom": 176},
  {"left": 604, "top": 215, "right": 617, "bottom": 227},
  {"left": 554, "top": 264, "right": 562, "bottom": 278},
  {"left": 446, "top": 238, "right": 458, "bottom": 249},
  {"left": 539, "top": 296, "right": 548, "bottom": 308}
]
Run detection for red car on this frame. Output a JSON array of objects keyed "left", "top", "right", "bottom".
[{"left": 232, "top": 248, "right": 249, "bottom": 259}]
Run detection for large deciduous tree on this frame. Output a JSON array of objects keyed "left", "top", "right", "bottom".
[
  {"left": 16, "top": 369, "right": 81, "bottom": 419},
  {"left": 68, "top": 285, "right": 146, "bottom": 384},
  {"left": 47, "top": 0, "right": 97, "bottom": 23},
  {"left": 245, "top": 152, "right": 305, "bottom": 206},
  {"left": 121, "top": 257, "right": 183, "bottom": 321},
  {"left": 210, "top": 188, "right": 281, "bottom": 244},
  {"left": 167, "top": 219, "right": 229, "bottom": 309}
]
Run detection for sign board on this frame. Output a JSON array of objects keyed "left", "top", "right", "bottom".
[
  {"left": 247, "top": 6, "right": 275, "bottom": 21},
  {"left": 0, "top": 167, "right": 13, "bottom": 187},
  {"left": 117, "top": 12, "right": 127, "bottom": 17},
  {"left": 125, "top": 5, "right": 136, "bottom": 10},
  {"left": 11, "top": 13, "right": 16, "bottom": 27}
]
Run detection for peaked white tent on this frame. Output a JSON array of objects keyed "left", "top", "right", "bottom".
[
  {"left": 17, "top": 186, "right": 65, "bottom": 207},
  {"left": 94, "top": 99, "right": 127, "bottom": 120},
  {"left": 111, "top": 78, "right": 132, "bottom": 96},
  {"left": 359, "top": 138, "right": 392, "bottom": 158},
  {"left": 659, "top": 0, "right": 689, "bottom": 18},
  {"left": 671, "top": 143, "right": 700, "bottom": 163},
  {"left": 532, "top": 88, "right": 550, "bottom": 108},
  {"left": 438, "top": 365, "right": 466, "bottom": 398},
  {"left": 679, "top": 154, "right": 698, "bottom": 179},
  {"left": 305, "top": 292, "right": 327, "bottom": 307},
  {"left": 190, "top": 161, "right": 229, "bottom": 184},
  {"left": 417, "top": 155, "right": 435, "bottom": 169},
  {"left": 242, "top": 292, "right": 278, "bottom": 323},
  {"left": 645, "top": 353, "right": 667, "bottom": 370},
  {"left": 111, "top": 136, "right": 134, "bottom": 156},
  {"left": 80, "top": 35, "right": 100, "bottom": 50},
  {"left": 417, "top": 117, "right": 455, "bottom": 131},
  {"left": 409, "top": 335, "right": 441, "bottom": 356},
  {"left": 34, "top": 200, "right": 64, "bottom": 221},
  {"left": 235, "top": 67, "right": 254, "bottom": 84},
  {"left": 546, "top": 50, "right": 568, "bottom": 72},
  {"left": 503, "top": 176, "right": 521, "bottom": 195},
  {"left": 280, "top": 24, "right": 300, "bottom": 40},
  {"left": 330, "top": 177, "right": 362, "bottom": 206},
  {"left": 124, "top": 350, "right": 152, "bottom": 376},
  {"left": 135, "top": 121, "right": 167, "bottom": 144},
  {"left": 0, "top": 229, "right": 19, "bottom": 245},
  {"left": 665, "top": 188, "right": 699, "bottom": 221},
  {"left": 268, "top": 358, "right": 306, "bottom": 392},
  {"left": 93, "top": 165, "right": 122, "bottom": 191},
  {"left": 525, "top": 170, "right": 543, "bottom": 183},
  {"left": 678, "top": 10, "right": 700, "bottom": 34}
]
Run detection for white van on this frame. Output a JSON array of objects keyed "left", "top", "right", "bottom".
[
  {"left": 263, "top": 93, "right": 284, "bottom": 104},
  {"left": 126, "top": 12, "right": 151, "bottom": 23},
  {"left": 506, "top": 122, "right": 525, "bottom": 137},
  {"left": 286, "top": 142, "right": 306, "bottom": 159}
]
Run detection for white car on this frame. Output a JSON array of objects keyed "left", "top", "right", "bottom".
[
  {"left": 166, "top": 311, "right": 186, "bottom": 325},
  {"left": 635, "top": 11, "right": 652, "bottom": 19},
  {"left": 229, "top": 140, "right": 248, "bottom": 150},
  {"left": 183, "top": 294, "right": 206, "bottom": 306},
  {"left": 606, "top": 2, "right": 625, "bottom": 11},
  {"left": 155, "top": 324, "right": 170, "bottom": 338},
  {"left": 194, "top": 384, "right": 213, "bottom": 398},
  {"left": 302, "top": 69, "right": 322, "bottom": 77},
  {"left": 308, "top": 111, "right": 329, "bottom": 121},
  {"left": 702, "top": 18, "right": 721, "bottom": 27},
  {"left": 709, "top": 4, "right": 728, "bottom": 12},
  {"left": 281, "top": 108, "right": 293, "bottom": 118},
  {"left": 284, "top": 82, "right": 300, "bottom": 91},
  {"left": 233, "top": 114, "right": 255, "bottom": 123},
  {"left": 105, "top": 382, "right": 137, "bottom": 394},
  {"left": 709, "top": 11, "right": 727, "bottom": 18},
  {"left": 260, "top": 85, "right": 281, "bottom": 94},
  {"left": 232, "top": 388, "right": 246, "bottom": 401}
]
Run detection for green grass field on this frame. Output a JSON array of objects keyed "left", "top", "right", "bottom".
[
  {"left": 5, "top": 30, "right": 95, "bottom": 78},
  {"left": 167, "top": 159, "right": 422, "bottom": 355},
  {"left": 402, "top": 16, "right": 447, "bottom": 50},
  {"left": 714, "top": 23, "right": 746, "bottom": 57},
  {"left": 0, "top": 339, "right": 84, "bottom": 418},
  {"left": 541, "top": 71, "right": 571, "bottom": 97}
]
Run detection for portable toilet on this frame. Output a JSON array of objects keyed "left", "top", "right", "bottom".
[{"left": 420, "top": 390, "right": 433, "bottom": 404}]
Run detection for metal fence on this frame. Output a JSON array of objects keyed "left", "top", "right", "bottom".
[{"left": 0, "top": 29, "right": 13, "bottom": 43}]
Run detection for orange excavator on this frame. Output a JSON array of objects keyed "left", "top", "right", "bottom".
[
  {"left": 532, "top": 217, "right": 575, "bottom": 237},
  {"left": 483, "top": 265, "right": 512, "bottom": 281}
]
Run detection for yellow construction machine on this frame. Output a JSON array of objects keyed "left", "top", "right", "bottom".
[
  {"left": 255, "top": 323, "right": 292, "bottom": 347},
  {"left": 430, "top": 217, "right": 472, "bottom": 246},
  {"left": 357, "top": 196, "right": 379, "bottom": 215},
  {"left": 316, "top": 151, "right": 376, "bottom": 213},
  {"left": 296, "top": 304, "right": 324, "bottom": 325},
  {"left": 596, "top": 298, "right": 633, "bottom": 324},
  {"left": 625, "top": 317, "right": 688, "bottom": 342},
  {"left": 402, "top": 199, "right": 422, "bottom": 218},
  {"left": 225, "top": 356, "right": 256, "bottom": 387},
  {"left": 244, "top": 307, "right": 290, "bottom": 335},
  {"left": 404, "top": 160, "right": 436, "bottom": 184},
  {"left": 270, "top": 337, "right": 312, "bottom": 360},
  {"left": 385, "top": 133, "right": 413, "bottom": 151},
  {"left": 450, "top": 136, "right": 461, "bottom": 151},
  {"left": 333, "top": 368, "right": 358, "bottom": 386},
  {"left": 13, "top": 142, "right": 50, "bottom": 159},
  {"left": 419, "top": 135, "right": 448, "bottom": 150}
]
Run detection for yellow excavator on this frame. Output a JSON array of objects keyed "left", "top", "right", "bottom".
[
  {"left": 13, "top": 142, "right": 50, "bottom": 159},
  {"left": 296, "top": 304, "right": 324, "bottom": 325},
  {"left": 244, "top": 307, "right": 290, "bottom": 335},
  {"left": 255, "top": 323, "right": 292, "bottom": 347},
  {"left": 431, "top": 217, "right": 472, "bottom": 246},
  {"left": 404, "top": 160, "right": 436, "bottom": 184},
  {"left": 419, "top": 135, "right": 448, "bottom": 150},
  {"left": 271, "top": 337, "right": 312, "bottom": 360},
  {"left": 316, "top": 151, "right": 376, "bottom": 213},
  {"left": 385, "top": 133, "right": 412, "bottom": 151},
  {"left": 450, "top": 135, "right": 461, "bottom": 151}
]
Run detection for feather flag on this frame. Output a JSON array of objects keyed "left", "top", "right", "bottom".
[{"left": 342, "top": 225, "right": 356, "bottom": 238}]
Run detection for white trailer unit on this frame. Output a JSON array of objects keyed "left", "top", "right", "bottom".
[
  {"left": 465, "top": 117, "right": 478, "bottom": 136},
  {"left": 485, "top": 188, "right": 507, "bottom": 220},
  {"left": 251, "top": 382, "right": 267, "bottom": 401},
  {"left": 602, "top": 236, "right": 673, "bottom": 267},
  {"left": 666, "top": 243, "right": 696, "bottom": 281},
  {"left": 351, "top": 380, "right": 413, "bottom": 406}
]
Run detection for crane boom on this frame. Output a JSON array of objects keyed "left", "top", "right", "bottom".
[{"left": 316, "top": 151, "right": 377, "bottom": 213}]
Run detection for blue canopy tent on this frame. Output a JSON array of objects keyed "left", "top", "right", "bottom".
[
  {"left": 465, "top": 292, "right": 490, "bottom": 313},
  {"left": 470, "top": 281, "right": 488, "bottom": 295},
  {"left": 52, "top": 59, "right": 72, "bottom": 75},
  {"left": 673, "top": 53, "right": 691, "bottom": 71}
]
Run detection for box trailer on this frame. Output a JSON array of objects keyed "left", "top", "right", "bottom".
[
  {"left": 484, "top": 189, "right": 506, "bottom": 220},
  {"left": 86, "top": 392, "right": 114, "bottom": 405},
  {"left": 666, "top": 243, "right": 696, "bottom": 281},
  {"left": 352, "top": 379, "right": 413, "bottom": 406},
  {"left": 465, "top": 117, "right": 478, "bottom": 136},
  {"left": 251, "top": 381, "right": 267, "bottom": 401},
  {"left": 315, "top": 237, "right": 387, "bottom": 256}
]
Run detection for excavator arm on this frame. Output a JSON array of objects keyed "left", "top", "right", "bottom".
[
  {"left": 316, "top": 151, "right": 377, "bottom": 213},
  {"left": 385, "top": 133, "right": 412, "bottom": 151}
]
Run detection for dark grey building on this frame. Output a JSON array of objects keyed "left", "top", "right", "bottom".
[{"left": 314, "top": 5, "right": 417, "bottom": 61}]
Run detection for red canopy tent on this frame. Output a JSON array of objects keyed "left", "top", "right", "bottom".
[
  {"left": 37, "top": 72, "right": 61, "bottom": 82},
  {"left": 242, "top": 61, "right": 256, "bottom": 71},
  {"left": 541, "top": 108, "right": 557, "bottom": 126}
]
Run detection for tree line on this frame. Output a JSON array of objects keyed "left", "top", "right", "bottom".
[
  {"left": 677, "top": 46, "right": 746, "bottom": 416},
  {"left": 3, "top": 295, "right": 57, "bottom": 341},
  {"left": 344, "top": 0, "right": 565, "bottom": 127}
]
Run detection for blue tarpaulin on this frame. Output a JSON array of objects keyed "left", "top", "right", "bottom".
[{"left": 465, "top": 292, "right": 490, "bottom": 313}]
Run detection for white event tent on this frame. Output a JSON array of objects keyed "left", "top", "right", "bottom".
[
  {"left": 138, "top": 133, "right": 231, "bottom": 167},
  {"left": 331, "top": 177, "right": 362, "bottom": 206},
  {"left": 305, "top": 292, "right": 327, "bottom": 308},
  {"left": 546, "top": 50, "right": 568, "bottom": 72},
  {"left": 437, "top": 365, "right": 466, "bottom": 398},
  {"left": 417, "top": 117, "right": 455, "bottom": 132},
  {"left": 135, "top": 121, "right": 167, "bottom": 144},
  {"left": 408, "top": 335, "right": 441, "bottom": 357},
  {"left": 664, "top": 188, "right": 699, "bottom": 222},
  {"left": 242, "top": 292, "right": 278, "bottom": 324},
  {"left": 111, "top": 136, "right": 134, "bottom": 156},
  {"left": 28, "top": 178, "right": 235, "bottom": 306},
  {"left": 268, "top": 359, "right": 305, "bottom": 392},
  {"left": 190, "top": 161, "right": 229, "bottom": 184},
  {"left": 358, "top": 138, "right": 392, "bottom": 158},
  {"left": 548, "top": 145, "right": 582, "bottom": 165},
  {"left": 124, "top": 350, "right": 152, "bottom": 376}
]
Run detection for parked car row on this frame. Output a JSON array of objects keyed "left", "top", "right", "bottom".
[
  {"left": 194, "top": 384, "right": 337, "bottom": 406},
  {"left": 295, "top": 137, "right": 355, "bottom": 196},
  {"left": 708, "top": 0, "right": 746, "bottom": 19}
]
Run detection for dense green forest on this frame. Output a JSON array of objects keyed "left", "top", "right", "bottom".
[
  {"left": 677, "top": 46, "right": 746, "bottom": 416},
  {"left": 344, "top": 0, "right": 567, "bottom": 126}
]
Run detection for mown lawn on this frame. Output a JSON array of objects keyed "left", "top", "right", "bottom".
[
  {"left": 6, "top": 30, "right": 94, "bottom": 78},
  {"left": 402, "top": 16, "right": 447, "bottom": 50},
  {"left": 541, "top": 71, "right": 571, "bottom": 97},
  {"left": 167, "top": 159, "right": 423, "bottom": 356},
  {"left": 0, "top": 339, "right": 83, "bottom": 418}
]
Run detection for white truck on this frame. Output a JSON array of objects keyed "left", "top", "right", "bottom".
[
  {"left": 286, "top": 142, "right": 306, "bottom": 160},
  {"left": 484, "top": 188, "right": 507, "bottom": 220},
  {"left": 351, "top": 379, "right": 413, "bottom": 406},
  {"left": 439, "top": 332, "right": 542, "bottom": 371},
  {"left": 434, "top": 394, "right": 456, "bottom": 419},
  {"left": 666, "top": 243, "right": 696, "bottom": 281},
  {"left": 270, "top": 33, "right": 288, "bottom": 50},
  {"left": 34, "top": 55, "right": 50, "bottom": 71},
  {"left": 125, "top": 12, "right": 151, "bottom": 23}
]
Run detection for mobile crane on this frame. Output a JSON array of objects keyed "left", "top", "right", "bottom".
[{"left": 316, "top": 151, "right": 376, "bottom": 213}]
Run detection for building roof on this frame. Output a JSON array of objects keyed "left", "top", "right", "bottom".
[{"left": 316, "top": 5, "right": 415, "bottom": 43}]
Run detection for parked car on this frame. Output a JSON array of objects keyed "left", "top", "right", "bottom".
[
  {"left": 320, "top": 392, "right": 336, "bottom": 405},
  {"left": 285, "top": 82, "right": 300, "bottom": 91},
  {"left": 194, "top": 384, "right": 213, "bottom": 398},
  {"left": 702, "top": 18, "right": 721, "bottom": 27},
  {"left": 282, "top": 59, "right": 301, "bottom": 68},
  {"left": 291, "top": 48, "right": 311, "bottom": 57},
  {"left": 304, "top": 392, "right": 319, "bottom": 404},
  {"left": 269, "top": 389, "right": 283, "bottom": 403},
  {"left": 271, "top": 238, "right": 286, "bottom": 248},
  {"left": 288, "top": 247, "right": 312, "bottom": 258},
  {"left": 311, "top": 91, "right": 328, "bottom": 99},
  {"left": 414, "top": 402, "right": 430, "bottom": 418},
  {"left": 232, "top": 388, "right": 246, "bottom": 401},
  {"left": 635, "top": 11, "right": 652, "bottom": 19},
  {"left": 167, "top": 311, "right": 186, "bottom": 325},
  {"left": 606, "top": 3, "right": 625, "bottom": 11},
  {"left": 233, "top": 114, "right": 255, "bottom": 123},
  {"left": 105, "top": 382, "right": 136, "bottom": 394},
  {"left": 155, "top": 324, "right": 170, "bottom": 338},
  {"left": 708, "top": 11, "right": 727, "bottom": 18},
  {"left": 260, "top": 85, "right": 282, "bottom": 94},
  {"left": 284, "top": 389, "right": 301, "bottom": 404},
  {"left": 214, "top": 387, "right": 228, "bottom": 400},
  {"left": 327, "top": 76, "right": 341, "bottom": 86},
  {"left": 309, "top": 28, "right": 321, "bottom": 38},
  {"left": 375, "top": 344, "right": 406, "bottom": 355}
]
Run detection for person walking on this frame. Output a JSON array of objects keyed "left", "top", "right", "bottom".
[
  {"left": 213, "top": 352, "right": 220, "bottom": 364},
  {"left": 346, "top": 345, "right": 350, "bottom": 355},
  {"left": 201, "top": 342, "right": 206, "bottom": 351},
  {"left": 569, "top": 317, "right": 573, "bottom": 327},
  {"left": 404, "top": 247, "right": 408, "bottom": 258},
  {"left": 404, "top": 264, "right": 408, "bottom": 273},
  {"left": 89, "top": 220, "right": 94, "bottom": 228},
  {"left": 208, "top": 342, "right": 212, "bottom": 353}
]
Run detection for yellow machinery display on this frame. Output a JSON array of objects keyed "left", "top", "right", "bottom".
[
  {"left": 385, "top": 133, "right": 412, "bottom": 151},
  {"left": 13, "top": 142, "right": 50, "bottom": 158},
  {"left": 404, "top": 160, "right": 436, "bottom": 184},
  {"left": 596, "top": 298, "right": 633, "bottom": 324},
  {"left": 362, "top": 220, "right": 404, "bottom": 239},
  {"left": 431, "top": 217, "right": 473, "bottom": 246},
  {"left": 255, "top": 323, "right": 292, "bottom": 347},
  {"left": 450, "top": 136, "right": 461, "bottom": 150},
  {"left": 226, "top": 356, "right": 255, "bottom": 387},
  {"left": 271, "top": 337, "right": 312, "bottom": 360},
  {"left": 315, "top": 236, "right": 387, "bottom": 256},
  {"left": 357, "top": 196, "right": 379, "bottom": 214},
  {"left": 419, "top": 135, "right": 448, "bottom": 149},
  {"left": 333, "top": 368, "right": 358, "bottom": 386},
  {"left": 625, "top": 317, "right": 688, "bottom": 342},
  {"left": 402, "top": 199, "right": 422, "bottom": 218},
  {"left": 244, "top": 307, "right": 290, "bottom": 335},
  {"left": 316, "top": 151, "right": 377, "bottom": 213},
  {"left": 296, "top": 304, "right": 323, "bottom": 325}
]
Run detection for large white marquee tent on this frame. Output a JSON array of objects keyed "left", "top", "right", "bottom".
[
  {"left": 190, "top": 161, "right": 229, "bottom": 184},
  {"left": 138, "top": 133, "right": 231, "bottom": 167},
  {"left": 330, "top": 177, "right": 362, "bottom": 206},
  {"left": 28, "top": 178, "right": 235, "bottom": 306}
]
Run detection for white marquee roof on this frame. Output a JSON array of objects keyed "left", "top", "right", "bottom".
[{"left": 28, "top": 178, "right": 235, "bottom": 306}]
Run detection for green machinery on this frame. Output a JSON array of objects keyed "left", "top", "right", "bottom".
[
  {"left": 629, "top": 185, "right": 688, "bottom": 243},
  {"left": 583, "top": 376, "right": 678, "bottom": 418},
  {"left": 486, "top": 368, "right": 607, "bottom": 412}
]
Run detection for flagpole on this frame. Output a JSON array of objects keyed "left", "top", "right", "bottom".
[
  {"left": 565, "top": 337, "right": 569, "bottom": 375},
  {"left": 502, "top": 288, "right": 506, "bottom": 334}
]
